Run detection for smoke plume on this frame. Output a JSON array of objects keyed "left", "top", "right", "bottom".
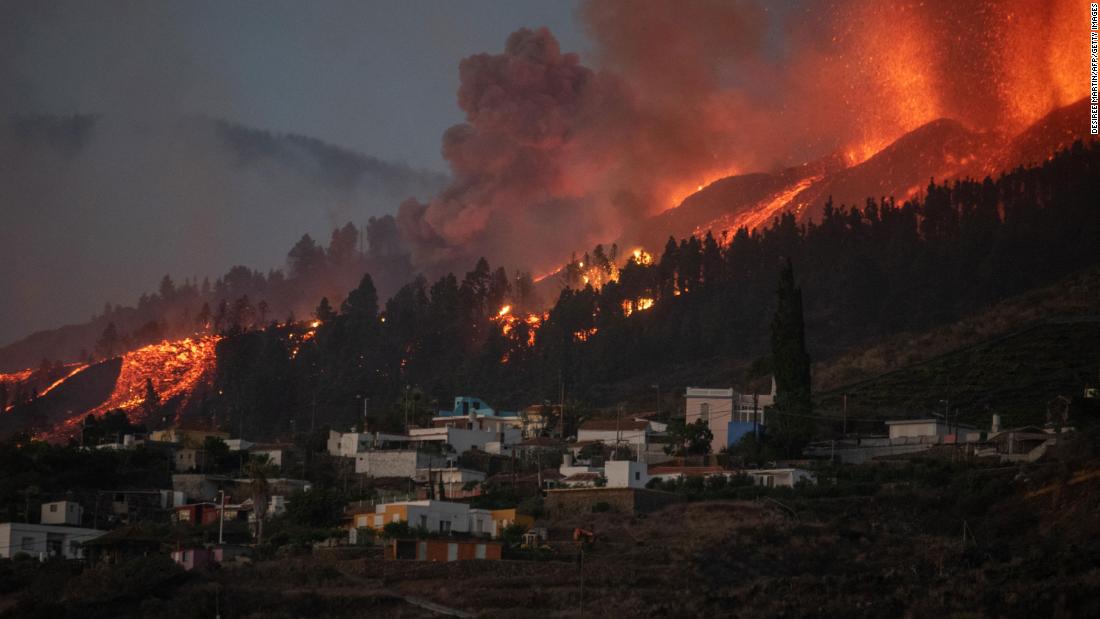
[{"left": 395, "top": 0, "right": 1089, "bottom": 278}]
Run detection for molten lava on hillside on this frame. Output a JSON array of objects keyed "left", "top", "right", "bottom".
[{"left": 42, "top": 336, "right": 221, "bottom": 438}]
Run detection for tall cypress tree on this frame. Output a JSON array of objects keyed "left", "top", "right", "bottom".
[{"left": 769, "top": 259, "right": 813, "bottom": 454}]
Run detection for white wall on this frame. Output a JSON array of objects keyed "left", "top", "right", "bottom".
[
  {"left": 41, "top": 501, "right": 82, "bottom": 526},
  {"left": 327, "top": 430, "right": 371, "bottom": 457},
  {"left": 576, "top": 428, "right": 648, "bottom": 446},
  {"left": 0, "top": 523, "right": 105, "bottom": 559},
  {"left": 605, "top": 460, "right": 650, "bottom": 489}
]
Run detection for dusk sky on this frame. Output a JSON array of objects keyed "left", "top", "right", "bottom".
[
  {"left": 2, "top": 0, "right": 587, "bottom": 173},
  {"left": 0, "top": 0, "right": 587, "bottom": 344}
]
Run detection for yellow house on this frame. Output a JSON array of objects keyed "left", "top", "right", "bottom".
[
  {"left": 150, "top": 426, "right": 230, "bottom": 448},
  {"left": 349, "top": 501, "right": 532, "bottom": 538}
]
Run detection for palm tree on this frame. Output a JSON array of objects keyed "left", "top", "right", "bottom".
[{"left": 243, "top": 455, "right": 274, "bottom": 544}]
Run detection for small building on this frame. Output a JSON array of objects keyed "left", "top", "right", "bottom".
[
  {"left": 576, "top": 418, "right": 650, "bottom": 447},
  {"left": 885, "top": 419, "right": 977, "bottom": 442},
  {"left": 350, "top": 499, "right": 525, "bottom": 538},
  {"left": 686, "top": 384, "right": 775, "bottom": 453},
  {"left": 172, "top": 502, "right": 221, "bottom": 526},
  {"left": 248, "top": 443, "right": 292, "bottom": 468},
  {"left": 82, "top": 526, "right": 162, "bottom": 564},
  {"left": 174, "top": 447, "right": 207, "bottom": 472},
  {"left": 433, "top": 396, "right": 524, "bottom": 435},
  {"left": 605, "top": 460, "right": 651, "bottom": 489},
  {"left": 150, "top": 426, "right": 230, "bottom": 448},
  {"left": 171, "top": 547, "right": 215, "bottom": 571},
  {"left": 0, "top": 522, "right": 105, "bottom": 560},
  {"left": 406, "top": 425, "right": 521, "bottom": 456},
  {"left": 384, "top": 538, "right": 502, "bottom": 562},
  {"left": 745, "top": 468, "right": 815, "bottom": 488},
  {"left": 40, "top": 500, "right": 83, "bottom": 526},
  {"left": 327, "top": 429, "right": 372, "bottom": 457}
]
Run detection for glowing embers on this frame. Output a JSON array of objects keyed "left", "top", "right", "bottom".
[
  {"left": 493, "top": 305, "right": 545, "bottom": 350},
  {"left": 572, "top": 327, "right": 598, "bottom": 342},
  {"left": 621, "top": 297, "right": 655, "bottom": 317}
]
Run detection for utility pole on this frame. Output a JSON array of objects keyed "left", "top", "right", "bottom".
[
  {"left": 218, "top": 490, "right": 225, "bottom": 545},
  {"left": 558, "top": 371, "right": 565, "bottom": 440},
  {"left": 842, "top": 393, "right": 848, "bottom": 437},
  {"left": 651, "top": 383, "right": 661, "bottom": 419},
  {"left": 615, "top": 404, "right": 624, "bottom": 458},
  {"left": 404, "top": 385, "right": 411, "bottom": 432}
]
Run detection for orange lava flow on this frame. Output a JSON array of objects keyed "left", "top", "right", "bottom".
[
  {"left": 60, "top": 335, "right": 221, "bottom": 432},
  {"left": 38, "top": 363, "right": 90, "bottom": 398},
  {"left": 726, "top": 175, "right": 824, "bottom": 235}
]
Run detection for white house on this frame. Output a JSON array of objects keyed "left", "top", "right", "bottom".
[
  {"left": 327, "top": 430, "right": 372, "bottom": 457},
  {"left": 249, "top": 443, "right": 291, "bottom": 468},
  {"left": 40, "top": 501, "right": 83, "bottom": 526},
  {"left": 360, "top": 500, "right": 494, "bottom": 536},
  {"left": 0, "top": 523, "right": 105, "bottom": 560},
  {"left": 557, "top": 455, "right": 651, "bottom": 489},
  {"left": 746, "top": 468, "right": 815, "bottom": 488},
  {"left": 605, "top": 460, "right": 650, "bottom": 489},
  {"left": 686, "top": 383, "right": 775, "bottom": 453},
  {"left": 885, "top": 419, "right": 977, "bottom": 441},
  {"left": 406, "top": 426, "right": 521, "bottom": 456},
  {"left": 576, "top": 419, "right": 651, "bottom": 447}
]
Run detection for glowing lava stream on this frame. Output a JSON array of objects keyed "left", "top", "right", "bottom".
[
  {"left": 724, "top": 174, "right": 824, "bottom": 236},
  {"left": 55, "top": 335, "right": 221, "bottom": 435}
]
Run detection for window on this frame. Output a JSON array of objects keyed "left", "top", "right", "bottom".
[
  {"left": 21, "top": 537, "right": 34, "bottom": 551},
  {"left": 439, "top": 520, "right": 451, "bottom": 534},
  {"left": 49, "top": 504, "right": 57, "bottom": 512},
  {"left": 700, "top": 402, "right": 710, "bottom": 422},
  {"left": 419, "top": 515, "right": 428, "bottom": 529},
  {"left": 634, "top": 472, "right": 640, "bottom": 481}
]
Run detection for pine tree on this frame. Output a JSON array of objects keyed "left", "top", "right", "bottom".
[
  {"left": 314, "top": 297, "right": 336, "bottom": 322},
  {"left": 769, "top": 259, "right": 813, "bottom": 455}
]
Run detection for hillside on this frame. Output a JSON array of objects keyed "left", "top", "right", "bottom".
[
  {"left": 622, "top": 97, "right": 1095, "bottom": 253},
  {"left": 815, "top": 317, "right": 1100, "bottom": 430}
]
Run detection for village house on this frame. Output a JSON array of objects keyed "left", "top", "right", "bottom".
[
  {"left": 432, "top": 396, "right": 525, "bottom": 435},
  {"left": 150, "top": 425, "right": 230, "bottom": 448},
  {"left": 885, "top": 418, "right": 978, "bottom": 442},
  {"left": 557, "top": 454, "right": 651, "bottom": 489},
  {"left": 0, "top": 522, "right": 105, "bottom": 560},
  {"left": 576, "top": 418, "right": 651, "bottom": 447},
  {"left": 685, "top": 383, "right": 775, "bottom": 453},
  {"left": 82, "top": 527, "right": 163, "bottom": 564},
  {"left": 384, "top": 538, "right": 502, "bottom": 562},
  {"left": 327, "top": 429, "right": 373, "bottom": 457},
  {"left": 746, "top": 468, "right": 816, "bottom": 488},
  {"left": 171, "top": 547, "right": 215, "bottom": 571},
  {"left": 248, "top": 442, "right": 293, "bottom": 468},
  {"left": 40, "top": 500, "right": 83, "bottom": 526},
  {"left": 348, "top": 499, "right": 531, "bottom": 539}
]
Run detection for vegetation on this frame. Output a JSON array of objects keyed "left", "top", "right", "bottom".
[{"left": 191, "top": 141, "right": 1100, "bottom": 438}]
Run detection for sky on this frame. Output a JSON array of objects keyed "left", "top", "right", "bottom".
[
  {"left": 0, "top": 0, "right": 587, "bottom": 345},
  {"left": 2, "top": 0, "right": 588, "bottom": 173}
]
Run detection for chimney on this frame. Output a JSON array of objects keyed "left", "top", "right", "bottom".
[
  {"left": 563, "top": 453, "right": 573, "bottom": 467},
  {"left": 991, "top": 414, "right": 1001, "bottom": 434}
]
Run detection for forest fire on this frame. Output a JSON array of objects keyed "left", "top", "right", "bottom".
[
  {"left": 493, "top": 305, "right": 545, "bottom": 348},
  {"left": 622, "top": 297, "right": 655, "bottom": 317}
]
